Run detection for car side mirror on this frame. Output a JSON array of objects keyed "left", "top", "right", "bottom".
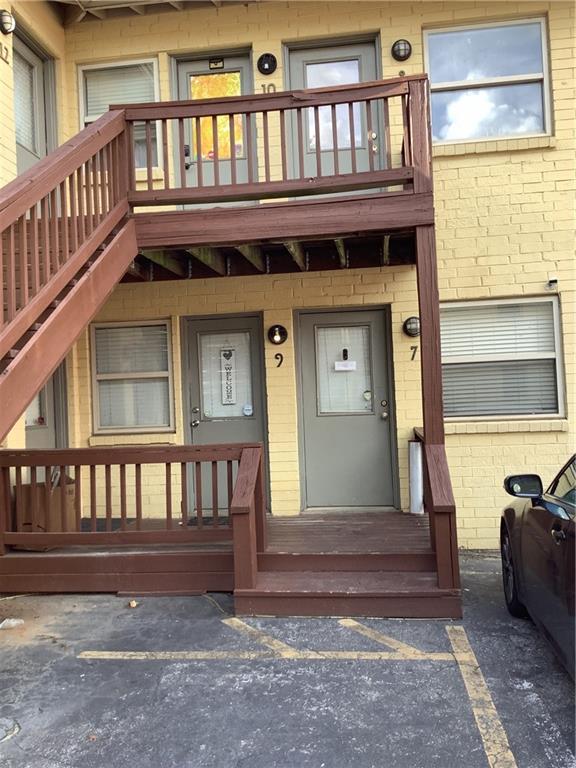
[{"left": 504, "top": 474, "right": 543, "bottom": 499}]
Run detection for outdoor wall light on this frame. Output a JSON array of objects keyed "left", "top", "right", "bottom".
[
  {"left": 391, "top": 39, "right": 412, "bottom": 62},
  {"left": 0, "top": 9, "right": 15, "bottom": 35},
  {"left": 257, "top": 53, "right": 277, "bottom": 76},
  {"left": 402, "top": 316, "right": 420, "bottom": 337},
  {"left": 268, "top": 325, "right": 288, "bottom": 345}
]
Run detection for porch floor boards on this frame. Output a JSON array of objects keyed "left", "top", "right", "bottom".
[{"left": 265, "top": 510, "right": 431, "bottom": 554}]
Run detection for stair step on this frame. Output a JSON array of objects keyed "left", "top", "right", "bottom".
[
  {"left": 234, "top": 571, "right": 461, "bottom": 619},
  {"left": 258, "top": 551, "right": 436, "bottom": 572}
]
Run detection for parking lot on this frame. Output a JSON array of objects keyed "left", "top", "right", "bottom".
[{"left": 0, "top": 553, "right": 574, "bottom": 768}]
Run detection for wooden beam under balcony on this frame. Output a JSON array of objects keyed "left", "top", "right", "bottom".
[
  {"left": 187, "top": 247, "right": 227, "bottom": 276},
  {"left": 284, "top": 242, "right": 306, "bottom": 271},
  {"left": 235, "top": 245, "right": 265, "bottom": 272},
  {"left": 141, "top": 250, "right": 188, "bottom": 278},
  {"left": 134, "top": 191, "right": 434, "bottom": 250}
]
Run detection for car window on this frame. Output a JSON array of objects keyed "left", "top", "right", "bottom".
[{"left": 548, "top": 458, "right": 576, "bottom": 511}]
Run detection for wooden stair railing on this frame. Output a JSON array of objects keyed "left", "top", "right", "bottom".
[
  {"left": 0, "top": 111, "right": 138, "bottom": 442},
  {"left": 414, "top": 428, "right": 460, "bottom": 590},
  {"left": 230, "top": 445, "right": 266, "bottom": 590}
]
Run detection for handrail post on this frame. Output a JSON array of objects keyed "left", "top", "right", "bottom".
[
  {"left": 230, "top": 446, "right": 262, "bottom": 590},
  {"left": 255, "top": 457, "right": 267, "bottom": 552},
  {"left": 0, "top": 466, "right": 8, "bottom": 555}
]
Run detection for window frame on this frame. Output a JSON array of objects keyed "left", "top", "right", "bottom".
[
  {"left": 91, "top": 319, "right": 175, "bottom": 435},
  {"left": 423, "top": 17, "right": 552, "bottom": 145},
  {"left": 440, "top": 296, "right": 565, "bottom": 421},
  {"left": 78, "top": 57, "right": 161, "bottom": 169}
]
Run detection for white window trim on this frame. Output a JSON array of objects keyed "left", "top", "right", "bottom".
[
  {"left": 423, "top": 17, "right": 552, "bottom": 145},
  {"left": 78, "top": 57, "right": 161, "bottom": 169},
  {"left": 440, "top": 296, "right": 565, "bottom": 421},
  {"left": 91, "top": 319, "right": 175, "bottom": 434}
]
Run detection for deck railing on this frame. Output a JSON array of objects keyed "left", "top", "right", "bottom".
[
  {"left": 0, "top": 444, "right": 265, "bottom": 554},
  {"left": 414, "top": 429, "right": 460, "bottom": 590},
  {"left": 117, "top": 75, "right": 431, "bottom": 207}
]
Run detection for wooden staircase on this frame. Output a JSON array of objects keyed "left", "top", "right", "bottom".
[
  {"left": 234, "top": 512, "right": 461, "bottom": 618},
  {"left": 0, "top": 111, "right": 138, "bottom": 442}
]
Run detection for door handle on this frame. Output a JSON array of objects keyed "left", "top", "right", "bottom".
[
  {"left": 551, "top": 527, "right": 566, "bottom": 544},
  {"left": 191, "top": 419, "right": 200, "bottom": 428}
]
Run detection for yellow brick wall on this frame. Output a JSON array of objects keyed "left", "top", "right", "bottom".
[
  {"left": 71, "top": 267, "right": 421, "bottom": 518},
  {"left": 1, "top": 2, "right": 574, "bottom": 545}
]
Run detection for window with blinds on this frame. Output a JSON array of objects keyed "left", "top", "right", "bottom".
[
  {"left": 82, "top": 61, "right": 158, "bottom": 167},
  {"left": 440, "top": 299, "right": 562, "bottom": 418},
  {"left": 92, "top": 322, "right": 173, "bottom": 431},
  {"left": 14, "top": 50, "right": 36, "bottom": 152}
]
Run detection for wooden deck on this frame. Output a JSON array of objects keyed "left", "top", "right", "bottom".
[{"left": 266, "top": 510, "right": 431, "bottom": 553}]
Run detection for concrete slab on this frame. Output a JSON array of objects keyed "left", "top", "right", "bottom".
[{"left": 0, "top": 553, "right": 573, "bottom": 768}]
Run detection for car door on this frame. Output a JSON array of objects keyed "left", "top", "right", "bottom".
[{"left": 520, "top": 458, "right": 575, "bottom": 672}]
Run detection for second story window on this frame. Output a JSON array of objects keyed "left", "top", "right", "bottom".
[
  {"left": 425, "top": 19, "right": 550, "bottom": 143},
  {"left": 81, "top": 60, "right": 158, "bottom": 166}
]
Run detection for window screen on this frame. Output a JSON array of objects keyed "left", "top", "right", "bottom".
[
  {"left": 441, "top": 300, "right": 561, "bottom": 417},
  {"left": 93, "top": 323, "right": 172, "bottom": 431}
]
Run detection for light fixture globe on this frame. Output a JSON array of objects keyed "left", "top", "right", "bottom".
[
  {"left": 402, "top": 316, "right": 421, "bottom": 337},
  {"left": 0, "top": 9, "right": 15, "bottom": 35},
  {"left": 391, "top": 39, "right": 412, "bottom": 62}
]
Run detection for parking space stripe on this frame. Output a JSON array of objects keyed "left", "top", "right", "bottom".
[
  {"left": 222, "top": 617, "right": 320, "bottom": 658},
  {"left": 447, "top": 626, "right": 518, "bottom": 768},
  {"left": 339, "top": 618, "right": 436, "bottom": 659}
]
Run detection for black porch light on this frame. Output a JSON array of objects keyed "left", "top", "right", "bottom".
[
  {"left": 268, "top": 325, "right": 288, "bottom": 345},
  {"left": 0, "top": 9, "right": 16, "bottom": 35},
  {"left": 391, "top": 39, "right": 412, "bottom": 62},
  {"left": 402, "top": 316, "right": 420, "bottom": 337}
]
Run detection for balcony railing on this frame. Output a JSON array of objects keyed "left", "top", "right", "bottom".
[{"left": 117, "top": 74, "right": 432, "bottom": 208}]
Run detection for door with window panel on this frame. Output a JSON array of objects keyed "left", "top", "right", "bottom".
[
  {"left": 288, "top": 42, "right": 380, "bottom": 178},
  {"left": 185, "top": 317, "right": 266, "bottom": 514},
  {"left": 299, "top": 310, "right": 395, "bottom": 508},
  {"left": 13, "top": 37, "right": 48, "bottom": 173},
  {"left": 177, "top": 56, "right": 252, "bottom": 188}
]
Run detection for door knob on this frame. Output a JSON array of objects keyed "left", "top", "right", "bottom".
[
  {"left": 191, "top": 406, "right": 200, "bottom": 414},
  {"left": 191, "top": 419, "right": 200, "bottom": 428},
  {"left": 381, "top": 412, "right": 389, "bottom": 420}
]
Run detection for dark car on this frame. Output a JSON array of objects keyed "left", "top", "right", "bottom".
[{"left": 501, "top": 456, "right": 575, "bottom": 679}]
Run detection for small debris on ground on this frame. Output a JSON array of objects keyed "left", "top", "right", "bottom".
[
  {"left": 127, "top": 600, "right": 139, "bottom": 609},
  {"left": 0, "top": 618, "right": 25, "bottom": 630}
]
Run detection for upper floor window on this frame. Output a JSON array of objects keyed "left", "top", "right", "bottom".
[
  {"left": 80, "top": 59, "right": 159, "bottom": 166},
  {"left": 440, "top": 298, "right": 563, "bottom": 419},
  {"left": 425, "top": 19, "right": 550, "bottom": 143}
]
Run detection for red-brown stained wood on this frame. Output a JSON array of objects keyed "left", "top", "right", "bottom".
[
  {"left": 135, "top": 190, "right": 432, "bottom": 249},
  {"left": 116, "top": 78, "right": 412, "bottom": 120},
  {"left": 262, "top": 111, "right": 271, "bottom": 182},
  {"left": 0, "top": 220, "right": 138, "bottom": 443},
  {"left": 195, "top": 461, "right": 203, "bottom": 528},
  {"left": 212, "top": 461, "right": 219, "bottom": 527},
  {"left": 135, "top": 464, "right": 142, "bottom": 531},
  {"left": 120, "top": 464, "right": 127, "bottom": 532},
  {"left": 74, "top": 466, "right": 81, "bottom": 532},
  {"left": 181, "top": 462, "right": 188, "bottom": 527},
  {"left": 348, "top": 102, "right": 357, "bottom": 174},
  {"left": 212, "top": 115, "right": 219, "bottom": 186},
  {"left": 195, "top": 117, "right": 203, "bottom": 187},
  {"left": 129, "top": 167, "right": 413, "bottom": 206},
  {"left": 145, "top": 121, "right": 154, "bottom": 190},
  {"left": 331, "top": 104, "right": 339, "bottom": 175},
  {"left": 165, "top": 463, "right": 172, "bottom": 530}
]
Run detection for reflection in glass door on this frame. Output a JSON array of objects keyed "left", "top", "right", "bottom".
[
  {"left": 177, "top": 55, "right": 252, "bottom": 188},
  {"left": 288, "top": 41, "right": 381, "bottom": 178}
]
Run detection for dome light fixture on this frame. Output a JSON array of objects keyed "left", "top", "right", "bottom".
[
  {"left": 391, "top": 39, "right": 412, "bottom": 62},
  {"left": 0, "top": 9, "right": 16, "bottom": 35},
  {"left": 402, "top": 316, "right": 421, "bottom": 337},
  {"left": 268, "top": 324, "right": 288, "bottom": 345}
]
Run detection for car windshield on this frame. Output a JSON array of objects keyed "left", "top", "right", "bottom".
[{"left": 548, "top": 458, "right": 576, "bottom": 513}]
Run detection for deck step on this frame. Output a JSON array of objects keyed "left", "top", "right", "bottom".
[
  {"left": 258, "top": 551, "right": 436, "bottom": 572},
  {"left": 234, "top": 571, "right": 461, "bottom": 619}
]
